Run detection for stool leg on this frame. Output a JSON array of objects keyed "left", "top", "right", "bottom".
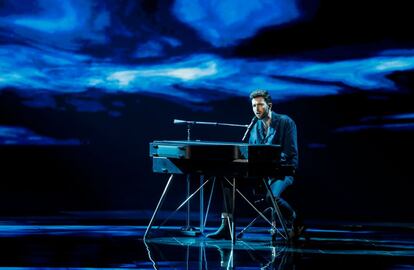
[{"left": 262, "top": 178, "right": 289, "bottom": 241}]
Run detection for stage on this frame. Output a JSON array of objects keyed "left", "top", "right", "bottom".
[{"left": 1, "top": 214, "right": 413, "bottom": 269}]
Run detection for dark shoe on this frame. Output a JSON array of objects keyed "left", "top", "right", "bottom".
[
  {"left": 206, "top": 213, "right": 232, "bottom": 240},
  {"left": 288, "top": 218, "right": 306, "bottom": 242}
]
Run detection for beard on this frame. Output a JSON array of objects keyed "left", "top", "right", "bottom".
[{"left": 256, "top": 110, "right": 269, "bottom": 120}]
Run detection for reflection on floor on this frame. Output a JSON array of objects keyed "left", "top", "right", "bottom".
[{"left": 0, "top": 221, "right": 413, "bottom": 269}]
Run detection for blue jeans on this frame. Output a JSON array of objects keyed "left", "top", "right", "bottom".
[
  {"left": 269, "top": 176, "right": 296, "bottom": 222},
  {"left": 269, "top": 176, "right": 294, "bottom": 197}
]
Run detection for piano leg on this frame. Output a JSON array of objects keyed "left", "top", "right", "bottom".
[
  {"left": 144, "top": 174, "right": 174, "bottom": 240},
  {"left": 231, "top": 177, "right": 236, "bottom": 244},
  {"left": 156, "top": 178, "right": 211, "bottom": 231},
  {"left": 223, "top": 177, "right": 283, "bottom": 240},
  {"left": 199, "top": 175, "right": 204, "bottom": 234},
  {"left": 203, "top": 177, "right": 216, "bottom": 231},
  {"left": 185, "top": 174, "right": 191, "bottom": 230}
]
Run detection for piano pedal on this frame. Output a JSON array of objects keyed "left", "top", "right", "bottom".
[{"left": 180, "top": 226, "right": 201, "bottom": 236}]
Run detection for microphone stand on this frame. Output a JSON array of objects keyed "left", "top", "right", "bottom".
[
  {"left": 242, "top": 117, "right": 258, "bottom": 142},
  {"left": 174, "top": 119, "right": 248, "bottom": 130},
  {"left": 181, "top": 121, "right": 197, "bottom": 236}
]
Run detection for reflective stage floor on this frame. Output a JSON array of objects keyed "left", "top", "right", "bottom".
[{"left": 0, "top": 220, "right": 413, "bottom": 269}]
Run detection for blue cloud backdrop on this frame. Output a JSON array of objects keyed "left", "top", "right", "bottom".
[{"left": 1, "top": 0, "right": 414, "bottom": 144}]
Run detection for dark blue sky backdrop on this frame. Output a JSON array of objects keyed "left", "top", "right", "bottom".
[{"left": 0, "top": 0, "right": 413, "bottom": 219}]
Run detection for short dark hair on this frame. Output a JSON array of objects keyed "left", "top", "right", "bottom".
[{"left": 249, "top": 89, "right": 272, "bottom": 104}]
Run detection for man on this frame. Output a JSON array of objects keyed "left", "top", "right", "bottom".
[{"left": 206, "top": 89, "right": 304, "bottom": 241}]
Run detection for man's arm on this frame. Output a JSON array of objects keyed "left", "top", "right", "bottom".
[{"left": 281, "top": 117, "right": 298, "bottom": 169}]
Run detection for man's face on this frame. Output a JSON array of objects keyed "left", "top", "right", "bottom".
[{"left": 251, "top": 97, "right": 271, "bottom": 119}]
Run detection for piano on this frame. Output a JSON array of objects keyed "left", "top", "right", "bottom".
[
  {"left": 150, "top": 140, "right": 294, "bottom": 177},
  {"left": 145, "top": 140, "right": 295, "bottom": 241}
]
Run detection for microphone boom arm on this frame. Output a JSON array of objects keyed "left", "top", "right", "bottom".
[{"left": 173, "top": 119, "right": 248, "bottom": 128}]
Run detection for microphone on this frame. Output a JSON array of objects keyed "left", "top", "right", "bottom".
[
  {"left": 173, "top": 119, "right": 194, "bottom": 125},
  {"left": 242, "top": 116, "right": 258, "bottom": 142}
]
